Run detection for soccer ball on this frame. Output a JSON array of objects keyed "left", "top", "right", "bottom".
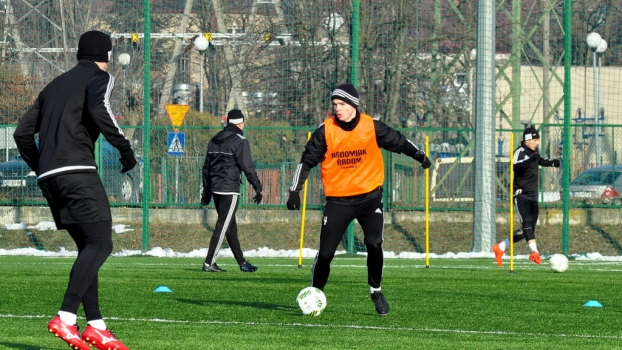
[
  {"left": 296, "top": 287, "right": 327, "bottom": 316},
  {"left": 549, "top": 254, "right": 569, "bottom": 273}
]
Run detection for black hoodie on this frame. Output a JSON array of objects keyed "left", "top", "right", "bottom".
[
  {"left": 202, "top": 124, "right": 262, "bottom": 195},
  {"left": 13, "top": 60, "right": 133, "bottom": 180}
]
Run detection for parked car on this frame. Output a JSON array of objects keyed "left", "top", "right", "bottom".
[
  {"left": 569, "top": 165, "right": 622, "bottom": 198},
  {"left": 0, "top": 140, "right": 141, "bottom": 202}
]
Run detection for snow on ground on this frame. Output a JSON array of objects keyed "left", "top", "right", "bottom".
[{"left": 2, "top": 222, "right": 622, "bottom": 261}]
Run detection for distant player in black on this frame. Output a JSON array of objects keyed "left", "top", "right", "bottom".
[
  {"left": 201, "top": 109, "right": 262, "bottom": 273},
  {"left": 13, "top": 31, "right": 133, "bottom": 350},
  {"left": 492, "top": 127, "right": 560, "bottom": 266}
]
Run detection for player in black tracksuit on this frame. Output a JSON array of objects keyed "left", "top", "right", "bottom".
[
  {"left": 201, "top": 109, "right": 263, "bottom": 273},
  {"left": 286, "top": 84, "right": 431, "bottom": 316},
  {"left": 492, "top": 127, "right": 560, "bottom": 266},
  {"left": 13, "top": 31, "right": 134, "bottom": 349}
]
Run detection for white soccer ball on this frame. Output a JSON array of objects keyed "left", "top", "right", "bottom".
[
  {"left": 296, "top": 287, "right": 327, "bottom": 316},
  {"left": 549, "top": 254, "right": 569, "bottom": 273}
]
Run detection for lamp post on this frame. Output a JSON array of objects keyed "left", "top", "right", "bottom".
[
  {"left": 596, "top": 40, "right": 607, "bottom": 164},
  {"left": 118, "top": 53, "right": 131, "bottom": 110},
  {"left": 193, "top": 35, "right": 209, "bottom": 112},
  {"left": 586, "top": 33, "right": 603, "bottom": 165}
]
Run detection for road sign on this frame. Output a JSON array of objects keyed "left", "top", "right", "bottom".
[
  {"left": 168, "top": 132, "right": 185, "bottom": 156},
  {"left": 165, "top": 104, "right": 190, "bottom": 130}
]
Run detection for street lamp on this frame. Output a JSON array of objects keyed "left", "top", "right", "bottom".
[
  {"left": 118, "top": 53, "right": 131, "bottom": 110},
  {"left": 586, "top": 33, "right": 604, "bottom": 165},
  {"left": 194, "top": 35, "right": 209, "bottom": 112}
]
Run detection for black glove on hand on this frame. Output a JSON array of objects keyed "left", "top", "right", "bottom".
[
  {"left": 286, "top": 190, "right": 300, "bottom": 210},
  {"left": 551, "top": 159, "right": 561, "bottom": 167},
  {"left": 414, "top": 150, "right": 432, "bottom": 169},
  {"left": 119, "top": 149, "right": 138, "bottom": 173},
  {"left": 201, "top": 192, "right": 212, "bottom": 206},
  {"left": 253, "top": 192, "right": 263, "bottom": 204}
]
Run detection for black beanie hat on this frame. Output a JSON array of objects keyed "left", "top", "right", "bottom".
[
  {"left": 523, "top": 127, "right": 540, "bottom": 141},
  {"left": 77, "top": 31, "right": 112, "bottom": 62},
  {"left": 227, "top": 109, "right": 245, "bottom": 125},
  {"left": 331, "top": 83, "right": 359, "bottom": 109}
]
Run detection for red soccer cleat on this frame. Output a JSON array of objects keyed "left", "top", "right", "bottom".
[
  {"left": 529, "top": 251, "right": 542, "bottom": 265},
  {"left": 82, "top": 325, "right": 130, "bottom": 350},
  {"left": 492, "top": 243, "right": 504, "bottom": 266},
  {"left": 48, "top": 316, "right": 91, "bottom": 350}
]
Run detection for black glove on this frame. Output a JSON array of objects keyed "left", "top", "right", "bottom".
[
  {"left": 551, "top": 159, "right": 561, "bottom": 167},
  {"left": 286, "top": 190, "right": 300, "bottom": 210},
  {"left": 253, "top": 192, "right": 263, "bottom": 204},
  {"left": 414, "top": 150, "right": 432, "bottom": 169},
  {"left": 119, "top": 149, "right": 137, "bottom": 173},
  {"left": 201, "top": 192, "right": 212, "bottom": 206}
]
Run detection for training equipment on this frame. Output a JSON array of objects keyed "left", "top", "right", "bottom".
[
  {"left": 296, "top": 287, "right": 327, "bottom": 316},
  {"left": 549, "top": 254, "right": 569, "bottom": 272},
  {"left": 492, "top": 243, "right": 504, "bottom": 266},
  {"left": 529, "top": 251, "right": 542, "bottom": 264},
  {"left": 371, "top": 291, "right": 390, "bottom": 316},
  {"left": 82, "top": 325, "right": 130, "bottom": 350},
  {"left": 48, "top": 316, "right": 91, "bottom": 350}
]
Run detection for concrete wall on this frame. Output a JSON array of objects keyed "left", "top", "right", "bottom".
[{"left": 1, "top": 206, "right": 620, "bottom": 226}]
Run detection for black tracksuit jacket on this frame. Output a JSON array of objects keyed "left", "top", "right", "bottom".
[
  {"left": 289, "top": 112, "right": 423, "bottom": 204},
  {"left": 202, "top": 124, "right": 262, "bottom": 195},
  {"left": 512, "top": 143, "right": 556, "bottom": 196},
  {"left": 13, "top": 60, "right": 133, "bottom": 181}
]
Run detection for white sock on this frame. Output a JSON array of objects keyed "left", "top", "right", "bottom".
[
  {"left": 370, "top": 286, "right": 381, "bottom": 294},
  {"left": 57, "top": 311, "right": 77, "bottom": 325},
  {"left": 88, "top": 319, "right": 107, "bottom": 330},
  {"left": 528, "top": 242, "right": 538, "bottom": 253},
  {"left": 498, "top": 239, "right": 510, "bottom": 252}
]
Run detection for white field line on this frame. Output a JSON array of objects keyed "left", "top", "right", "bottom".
[{"left": 1, "top": 314, "right": 620, "bottom": 340}]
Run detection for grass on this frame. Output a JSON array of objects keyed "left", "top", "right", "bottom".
[{"left": 1, "top": 256, "right": 621, "bottom": 349}]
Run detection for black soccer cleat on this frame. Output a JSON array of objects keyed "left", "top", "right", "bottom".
[
  {"left": 202, "top": 262, "right": 227, "bottom": 272},
  {"left": 240, "top": 261, "right": 258, "bottom": 272},
  {"left": 371, "top": 291, "right": 389, "bottom": 316}
]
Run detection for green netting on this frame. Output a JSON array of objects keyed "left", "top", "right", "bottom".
[{"left": 1, "top": 0, "right": 622, "bottom": 256}]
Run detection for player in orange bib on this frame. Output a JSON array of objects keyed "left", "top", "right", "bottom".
[{"left": 287, "top": 83, "right": 431, "bottom": 316}]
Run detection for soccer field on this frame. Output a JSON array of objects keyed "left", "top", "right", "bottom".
[{"left": 1, "top": 256, "right": 621, "bottom": 349}]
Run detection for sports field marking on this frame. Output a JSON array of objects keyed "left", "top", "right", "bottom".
[{"left": 1, "top": 314, "right": 620, "bottom": 340}]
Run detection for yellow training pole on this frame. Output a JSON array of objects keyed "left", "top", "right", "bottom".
[
  {"left": 425, "top": 136, "right": 430, "bottom": 268},
  {"left": 297, "top": 131, "right": 312, "bottom": 267},
  {"left": 509, "top": 133, "right": 515, "bottom": 272}
]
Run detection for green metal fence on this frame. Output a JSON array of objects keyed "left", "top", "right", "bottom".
[{"left": 2, "top": 0, "right": 622, "bottom": 256}]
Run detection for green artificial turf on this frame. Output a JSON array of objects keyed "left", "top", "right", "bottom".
[{"left": 0, "top": 256, "right": 621, "bottom": 349}]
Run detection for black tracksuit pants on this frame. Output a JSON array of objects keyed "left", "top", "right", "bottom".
[
  {"left": 312, "top": 195, "right": 385, "bottom": 290},
  {"left": 205, "top": 194, "right": 246, "bottom": 266},
  {"left": 513, "top": 193, "right": 539, "bottom": 242}
]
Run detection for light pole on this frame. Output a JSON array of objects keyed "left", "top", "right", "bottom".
[
  {"left": 586, "top": 33, "right": 603, "bottom": 164},
  {"left": 118, "top": 53, "right": 131, "bottom": 110},
  {"left": 194, "top": 35, "right": 209, "bottom": 112}
]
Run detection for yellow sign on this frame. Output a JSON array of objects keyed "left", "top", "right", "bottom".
[
  {"left": 165, "top": 104, "right": 190, "bottom": 130},
  {"left": 132, "top": 33, "right": 139, "bottom": 43},
  {"left": 205, "top": 32, "right": 212, "bottom": 41}
]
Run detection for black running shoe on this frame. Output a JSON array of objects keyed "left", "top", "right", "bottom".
[
  {"left": 240, "top": 261, "right": 258, "bottom": 272},
  {"left": 202, "top": 262, "right": 227, "bottom": 272},
  {"left": 371, "top": 291, "right": 389, "bottom": 316}
]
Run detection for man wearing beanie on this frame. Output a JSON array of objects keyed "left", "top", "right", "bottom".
[
  {"left": 201, "top": 109, "right": 263, "bottom": 273},
  {"left": 13, "top": 30, "right": 133, "bottom": 350},
  {"left": 492, "top": 126, "right": 560, "bottom": 266},
  {"left": 286, "top": 83, "right": 432, "bottom": 316}
]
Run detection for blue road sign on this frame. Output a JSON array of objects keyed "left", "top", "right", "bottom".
[{"left": 168, "top": 132, "right": 185, "bottom": 156}]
